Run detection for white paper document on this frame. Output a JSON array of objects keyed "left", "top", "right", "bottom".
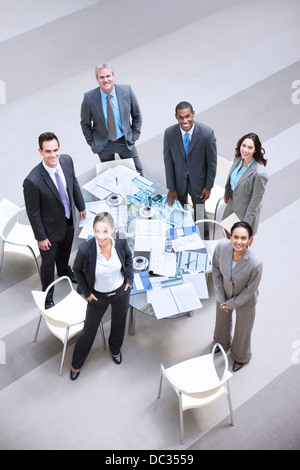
[
  {"left": 147, "top": 282, "right": 202, "bottom": 319},
  {"left": 134, "top": 219, "right": 167, "bottom": 251},
  {"left": 149, "top": 246, "right": 177, "bottom": 277},
  {"left": 182, "top": 273, "right": 209, "bottom": 299},
  {"left": 172, "top": 233, "right": 205, "bottom": 252}
]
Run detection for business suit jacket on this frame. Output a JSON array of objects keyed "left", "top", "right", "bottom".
[
  {"left": 163, "top": 121, "right": 217, "bottom": 199},
  {"left": 73, "top": 235, "right": 134, "bottom": 299},
  {"left": 80, "top": 84, "right": 142, "bottom": 154},
  {"left": 222, "top": 157, "right": 268, "bottom": 234},
  {"left": 23, "top": 154, "right": 85, "bottom": 242},
  {"left": 212, "top": 239, "right": 263, "bottom": 311}
]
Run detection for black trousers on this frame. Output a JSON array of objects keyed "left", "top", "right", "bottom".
[
  {"left": 98, "top": 136, "right": 143, "bottom": 174},
  {"left": 71, "top": 282, "right": 130, "bottom": 369},
  {"left": 40, "top": 217, "right": 74, "bottom": 299}
]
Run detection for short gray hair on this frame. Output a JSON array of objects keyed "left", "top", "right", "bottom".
[{"left": 95, "top": 62, "right": 114, "bottom": 78}]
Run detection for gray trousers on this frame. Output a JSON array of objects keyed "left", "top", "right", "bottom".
[
  {"left": 98, "top": 136, "right": 143, "bottom": 174},
  {"left": 213, "top": 301, "right": 256, "bottom": 363}
]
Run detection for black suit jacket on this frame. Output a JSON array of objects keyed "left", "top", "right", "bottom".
[
  {"left": 73, "top": 235, "right": 134, "bottom": 298},
  {"left": 23, "top": 154, "right": 85, "bottom": 242},
  {"left": 163, "top": 121, "right": 217, "bottom": 199}
]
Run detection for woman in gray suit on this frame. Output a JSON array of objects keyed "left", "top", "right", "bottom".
[
  {"left": 222, "top": 133, "right": 268, "bottom": 237},
  {"left": 212, "top": 222, "right": 263, "bottom": 372}
]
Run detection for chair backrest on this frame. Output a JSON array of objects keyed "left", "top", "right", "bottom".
[
  {"left": 162, "top": 343, "right": 232, "bottom": 400},
  {"left": 195, "top": 219, "right": 226, "bottom": 239},
  {"left": 96, "top": 158, "right": 136, "bottom": 175},
  {"left": 162, "top": 354, "right": 224, "bottom": 400},
  {"left": 0, "top": 198, "right": 20, "bottom": 239},
  {"left": 216, "top": 156, "right": 232, "bottom": 179}
]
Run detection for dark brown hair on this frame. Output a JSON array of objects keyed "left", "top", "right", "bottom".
[{"left": 235, "top": 132, "right": 267, "bottom": 166}]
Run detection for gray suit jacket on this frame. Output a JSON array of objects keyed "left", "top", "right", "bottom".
[
  {"left": 212, "top": 239, "right": 263, "bottom": 310},
  {"left": 163, "top": 121, "right": 217, "bottom": 199},
  {"left": 222, "top": 157, "right": 268, "bottom": 234},
  {"left": 23, "top": 155, "right": 85, "bottom": 242},
  {"left": 80, "top": 84, "right": 142, "bottom": 154}
]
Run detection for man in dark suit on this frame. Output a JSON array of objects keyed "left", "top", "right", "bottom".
[
  {"left": 23, "top": 132, "right": 86, "bottom": 308},
  {"left": 163, "top": 101, "right": 217, "bottom": 237},
  {"left": 80, "top": 62, "right": 143, "bottom": 173}
]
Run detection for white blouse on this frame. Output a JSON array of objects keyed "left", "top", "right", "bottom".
[{"left": 94, "top": 238, "right": 124, "bottom": 293}]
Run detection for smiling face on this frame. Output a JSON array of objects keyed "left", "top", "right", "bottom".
[
  {"left": 39, "top": 139, "right": 60, "bottom": 168},
  {"left": 231, "top": 226, "right": 251, "bottom": 256},
  {"left": 96, "top": 67, "right": 115, "bottom": 94},
  {"left": 93, "top": 220, "right": 114, "bottom": 249},
  {"left": 240, "top": 138, "right": 255, "bottom": 163},
  {"left": 175, "top": 107, "right": 195, "bottom": 132}
]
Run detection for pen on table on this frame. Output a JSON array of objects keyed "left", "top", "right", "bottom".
[{"left": 116, "top": 177, "right": 118, "bottom": 188}]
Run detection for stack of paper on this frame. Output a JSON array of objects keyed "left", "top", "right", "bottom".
[
  {"left": 147, "top": 281, "right": 202, "bottom": 319},
  {"left": 134, "top": 219, "right": 166, "bottom": 251}
]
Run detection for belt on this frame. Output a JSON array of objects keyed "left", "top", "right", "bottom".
[{"left": 93, "top": 283, "right": 124, "bottom": 297}]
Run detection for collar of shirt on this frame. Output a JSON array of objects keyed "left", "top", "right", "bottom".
[
  {"left": 42, "top": 161, "right": 68, "bottom": 190},
  {"left": 95, "top": 236, "right": 116, "bottom": 256},
  {"left": 100, "top": 86, "right": 117, "bottom": 102},
  {"left": 230, "top": 158, "right": 254, "bottom": 191},
  {"left": 180, "top": 124, "right": 194, "bottom": 140}
]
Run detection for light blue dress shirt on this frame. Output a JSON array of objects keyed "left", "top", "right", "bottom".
[
  {"left": 230, "top": 158, "right": 254, "bottom": 191},
  {"left": 100, "top": 88, "right": 123, "bottom": 139}
]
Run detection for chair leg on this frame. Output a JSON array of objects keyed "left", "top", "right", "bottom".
[
  {"left": 0, "top": 244, "right": 4, "bottom": 279},
  {"left": 59, "top": 328, "right": 69, "bottom": 376},
  {"left": 157, "top": 369, "right": 163, "bottom": 399},
  {"left": 33, "top": 314, "right": 42, "bottom": 342},
  {"left": 26, "top": 245, "right": 41, "bottom": 285},
  {"left": 179, "top": 392, "right": 185, "bottom": 445},
  {"left": 33, "top": 255, "right": 41, "bottom": 284},
  {"left": 226, "top": 382, "right": 235, "bottom": 426}
]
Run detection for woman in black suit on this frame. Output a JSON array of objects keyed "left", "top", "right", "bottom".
[{"left": 70, "top": 212, "right": 133, "bottom": 380}]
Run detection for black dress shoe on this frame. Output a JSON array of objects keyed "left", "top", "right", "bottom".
[
  {"left": 68, "top": 273, "right": 77, "bottom": 283},
  {"left": 70, "top": 369, "right": 80, "bottom": 380},
  {"left": 233, "top": 361, "right": 245, "bottom": 372},
  {"left": 45, "top": 300, "right": 55, "bottom": 309},
  {"left": 59, "top": 272, "right": 77, "bottom": 283},
  {"left": 112, "top": 352, "right": 122, "bottom": 364}
]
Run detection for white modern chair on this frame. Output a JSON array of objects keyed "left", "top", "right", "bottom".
[
  {"left": 158, "top": 343, "right": 234, "bottom": 445},
  {"left": 96, "top": 157, "right": 136, "bottom": 175},
  {"left": 195, "top": 219, "right": 227, "bottom": 267},
  {"left": 32, "top": 276, "right": 106, "bottom": 376},
  {"left": 205, "top": 155, "right": 232, "bottom": 220},
  {"left": 0, "top": 198, "right": 40, "bottom": 281}
]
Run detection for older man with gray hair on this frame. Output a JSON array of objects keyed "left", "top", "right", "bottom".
[{"left": 80, "top": 62, "right": 143, "bottom": 173}]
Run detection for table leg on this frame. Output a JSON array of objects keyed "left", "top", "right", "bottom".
[{"left": 128, "top": 305, "right": 136, "bottom": 336}]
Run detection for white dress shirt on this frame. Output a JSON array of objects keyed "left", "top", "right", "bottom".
[
  {"left": 43, "top": 161, "right": 70, "bottom": 204},
  {"left": 94, "top": 238, "right": 124, "bottom": 293}
]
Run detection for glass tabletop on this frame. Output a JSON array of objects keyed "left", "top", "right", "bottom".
[{"left": 80, "top": 164, "right": 207, "bottom": 335}]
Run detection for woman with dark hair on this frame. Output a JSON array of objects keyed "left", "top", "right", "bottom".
[
  {"left": 222, "top": 133, "right": 268, "bottom": 237},
  {"left": 212, "top": 222, "right": 263, "bottom": 372},
  {"left": 70, "top": 212, "right": 133, "bottom": 380}
]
